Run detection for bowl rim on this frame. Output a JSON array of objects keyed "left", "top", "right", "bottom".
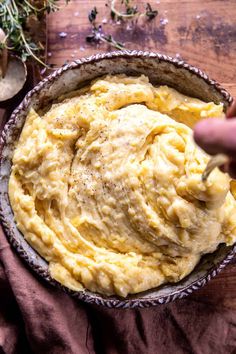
[{"left": 0, "top": 50, "right": 235, "bottom": 309}]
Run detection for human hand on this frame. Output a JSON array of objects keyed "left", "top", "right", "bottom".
[{"left": 194, "top": 100, "right": 236, "bottom": 178}]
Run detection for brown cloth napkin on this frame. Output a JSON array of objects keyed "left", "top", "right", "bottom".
[{"left": 1, "top": 226, "right": 236, "bottom": 354}]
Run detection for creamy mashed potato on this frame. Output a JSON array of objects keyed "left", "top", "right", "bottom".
[{"left": 9, "top": 75, "right": 236, "bottom": 297}]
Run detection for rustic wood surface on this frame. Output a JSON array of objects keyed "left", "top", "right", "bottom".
[
  {"left": 46, "top": 0, "right": 236, "bottom": 307},
  {"left": 47, "top": 0, "right": 236, "bottom": 99}
]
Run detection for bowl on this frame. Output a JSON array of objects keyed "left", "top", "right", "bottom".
[
  {"left": 0, "top": 56, "right": 27, "bottom": 105},
  {"left": 0, "top": 50, "right": 235, "bottom": 309}
]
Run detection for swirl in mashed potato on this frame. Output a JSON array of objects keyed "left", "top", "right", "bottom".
[{"left": 9, "top": 75, "right": 236, "bottom": 297}]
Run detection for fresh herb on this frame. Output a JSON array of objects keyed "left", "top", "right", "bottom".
[
  {"left": 86, "top": 25, "right": 102, "bottom": 43},
  {"left": 86, "top": 8, "right": 124, "bottom": 50},
  {"left": 102, "top": 34, "right": 124, "bottom": 50},
  {"left": 110, "top": 0, "right": 158, "bottom": 21},
  {"left": 145, "top": 3, "right": 158, "bottom": 20},
  {"left": 88, "top": 7, "right": 98, "bottom": 23},
  {"left": 86, "top": 25, "right": 124, "bottom": 50},
  {"left": 110, "top": 10, "right": 115, "bottom": 20},
  {"left": 126, "top": 5, "right": 138, "bottom": 16},
  {"left": 111, "top": 0, "right": 139, "bottom": 20},
  {"left": 0, "top": 0, "right": 70, "bottom": 67},
  {"left": 87, "top": 1, "right": 158, "bottom": 51}
]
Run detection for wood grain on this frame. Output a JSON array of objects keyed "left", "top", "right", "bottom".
[
  {"left": 47, "top": 0, "right": 236, "bottom": 97},
  {"left": 47, "top": 1, "right": 236, "bottom": 303}
]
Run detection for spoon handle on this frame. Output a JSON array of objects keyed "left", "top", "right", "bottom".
[{"left": 202, "top": 154, "right": 229, "bottom": 182}]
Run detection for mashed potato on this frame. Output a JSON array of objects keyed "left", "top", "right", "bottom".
[{"left": 9, "top": 75, "right": 236, "bottom": 297}]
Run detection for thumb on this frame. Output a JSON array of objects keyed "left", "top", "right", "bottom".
[{"left": 193, "top": 118, "right": 236, "bottom": 157}]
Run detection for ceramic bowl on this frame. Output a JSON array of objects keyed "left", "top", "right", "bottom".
[{"left": 0, "top": 51, "right": 235, "bottom": 309}]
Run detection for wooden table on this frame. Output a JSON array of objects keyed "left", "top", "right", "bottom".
[{"left": 47, "top": 0, "right": 236, "bottom": 307}]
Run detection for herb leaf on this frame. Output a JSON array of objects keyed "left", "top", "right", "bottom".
[
  {"left": 87, "top": 1, "right": 158, "bottom": 51},
  {"left": 86, "top": 25, "right": 124, "bottom": 50},
  {"left": 110, "top": 0, "right": 139, "bottom": 20},
  {"left": 145, "top": 3, "right": 158, "bottom": 20},
  {"left": 0, "top": 0, "right": 70, "bottom": 67},
  {"left": 110, "top": 1, "right": 158, "bottom": 21},
  {"left": 88, "top": 7, "right": 98, "bottom": 23}
]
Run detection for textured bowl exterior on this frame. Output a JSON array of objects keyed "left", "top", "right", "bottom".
[
  {"left": 0, "top": 50, "right": 235, "bottom": 309},
  {"left": 0, "top": 56, "right": 27, "bottom": 104}
]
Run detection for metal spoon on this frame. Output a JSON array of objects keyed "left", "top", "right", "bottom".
[
  {"left": 202, "top": 153, "right": 229, "bottom": 181},
  {"left": 201, "top": 100, "right": 236, "bottom": 182}
]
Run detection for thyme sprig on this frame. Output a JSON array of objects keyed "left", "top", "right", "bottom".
[
  {"left": 0, "top": 0, "right": 69, "bottom": 67},
  {"left": 111, "top": 0, "right": 138, "bottom": 20},
  {"left": 86, "top": 7, "right": 124, "bottom": 50},
  {"left": 86, "top": 1, "right": 158, "bottom": 51},
  {"left": 110, "top": 0, "right": 158, "bottom": 21}
]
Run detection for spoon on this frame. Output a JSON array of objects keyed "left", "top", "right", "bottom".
[
  {"left": 202, "top": 153, "right": 229, "bottom": 181},
  {"left": 201, "top": 100, "right": 236, "bottom": 182}
]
